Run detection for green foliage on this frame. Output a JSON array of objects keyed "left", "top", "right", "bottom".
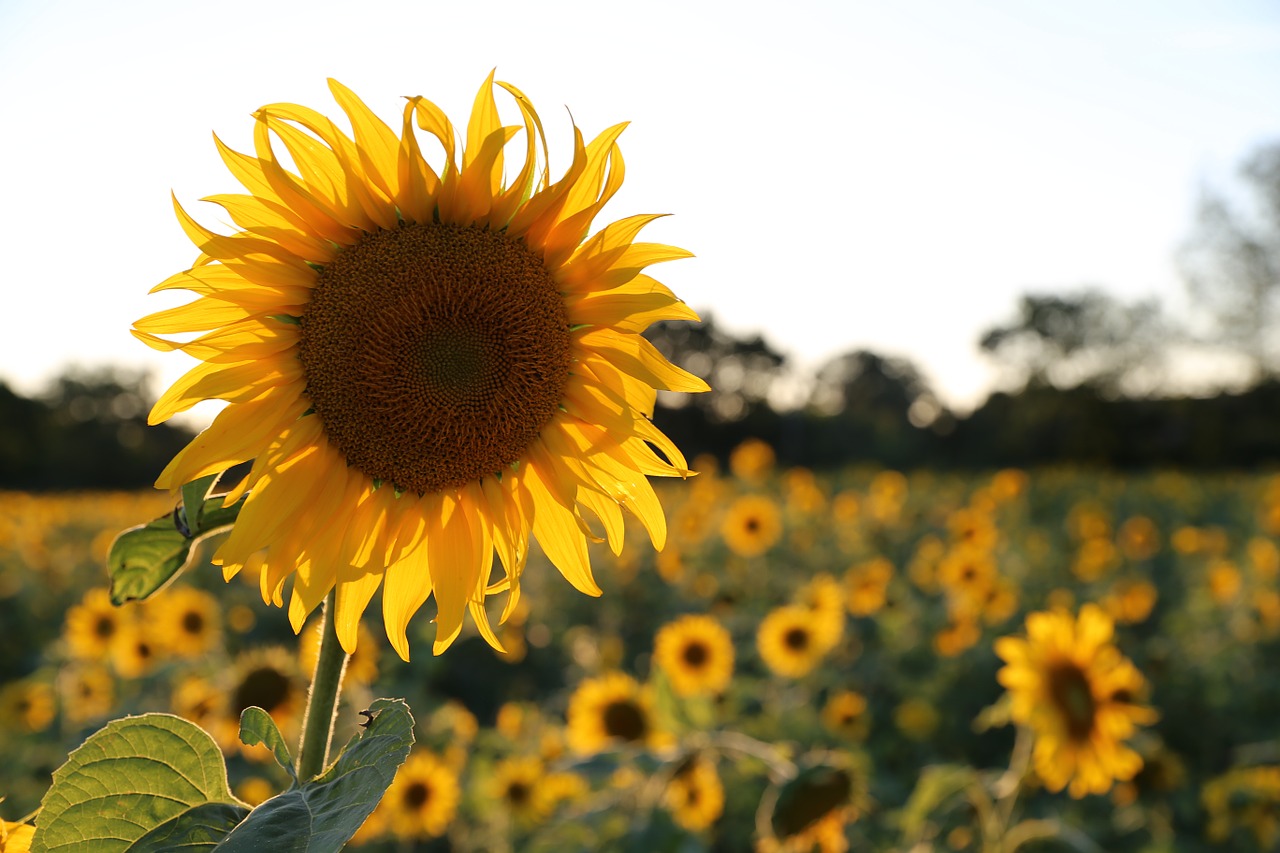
[
  {"left": 32, "top": 714, "right": 247, "bottom": 853},
  {"left": 31, "top": 699, "right": 415, "bottom": 853},
  {"left": 216, "top": 698, "right": 414, "bottom": 852},
  {"left": 108, "top": 474, "right": 242, "bottom": 605}
]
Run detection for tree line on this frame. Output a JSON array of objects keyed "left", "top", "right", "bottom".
[{"left": 2, "top": 141, "right": 1276, "bottom": 489}]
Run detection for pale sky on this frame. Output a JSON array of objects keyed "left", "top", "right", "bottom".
[{"left": 1, "top": 0, "right": 1277, "bottom": 418}]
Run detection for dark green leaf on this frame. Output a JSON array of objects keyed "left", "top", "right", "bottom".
[
  {"left": 128, "top": 803, "right": 250, "bottom": 853},
  {"left": 213, "top": 698, "right": 414, "bottom": 853}
]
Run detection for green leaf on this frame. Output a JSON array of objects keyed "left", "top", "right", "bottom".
[
  {"left": 179, "top": 474, "right": 220, "bottom": 536},
  {"left": 128, "top": 803, "right": 250, "bottom": 853},
  {"left": 107, "top": 498, "right": 242, "bottom": 605},
  {"left": 238, "top": 707, "right": 298, "bottom": 785},
  {"left": 213, "top": 698, "right": 415, "bottom": 852},
  {"left": 32, "top": 714, "right": 247, "bottom": 853}
]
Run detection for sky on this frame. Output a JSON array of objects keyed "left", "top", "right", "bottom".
[{"left": 1, "top": 0, "right": 1277, "bottom": 420}]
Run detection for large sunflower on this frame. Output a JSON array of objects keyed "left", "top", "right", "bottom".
[
  {"left": 136, "top": 74, "right": 707, "bottom": 659},
  {"left": 995, "top": 603, "right": 1158, "bottom": 798}
]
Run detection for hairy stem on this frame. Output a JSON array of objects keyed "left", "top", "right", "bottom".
[{"left": 297, "top": 591, "right": 349, "bottom": 780}]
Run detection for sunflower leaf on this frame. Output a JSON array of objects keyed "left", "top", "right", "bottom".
[
  {"left": 212, "top": 698, "right": 414, "bottom": 853},
  {"left": 238, "top": 707, "right": 298, "bottom": 786},
  {"left": 107, "top": 516, "right": 199, "bottom": 605},
  {"left": 179, "top": 474, "right": 220, "bottom": 536},
  {"left": 31, "top": 713, "right": 247, "bottom": 853}
]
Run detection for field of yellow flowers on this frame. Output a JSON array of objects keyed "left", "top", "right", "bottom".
[{"left": 2, "top": 443, "right": 1280, "bottom": 852}]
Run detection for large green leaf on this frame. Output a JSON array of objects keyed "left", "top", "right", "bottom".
[
  {"left": 128, "top": 803, "right": 250, "bottom": 853},
  {"left": 32, "top": 714, "right": 247, "bottom": 853},
  {"left": 213, "top": 698, "right": 415, "bottom": 852},
  {"left": 108, "top": 476, "right": 243, "bottom": 605}
]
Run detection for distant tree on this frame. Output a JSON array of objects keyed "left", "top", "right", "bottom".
[
  {"left": 979, "top": 289, "right": 1167, "bottom": 396},
  {"left": 644, "top": 312, "right": 788, "bottom": 424},
  {"left": 1179, "top": 140, "right": 1280, "bottom": 381}
]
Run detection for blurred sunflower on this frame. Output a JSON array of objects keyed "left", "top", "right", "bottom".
[
  {"left": 821, "top": 690, "right": 870, "bottom": 741},
  {"left": 0, "top": 679, "right": 54, "bottom": 734},
  {"left": 844, "top": 557, "right": 893, "bottom": 617},
  {"left": 721, "top": 495, "right": 783, "bottom": 558},
  {"left": 63, "top": 588, "right": 125, "bottom": 661},
  {"left": 223, "top": 648, "right": 305, "bottom": 755},
  {"left": 381, "top": 750, "right": 459, "bottom": 840},
  {"left": 136, "top": 74, "right": 706, "bottom": 659},
  {"left": 797, "top": 573, "right": 845, "bottom": 622},
  {"left": 665, "top": 754, "right": 725, "bottom": 832},
  {"left": 1202, "top": 765, "right": 1280, "bottom": 849},
  {"left": 653, "top": 614, "right": 734, "bottom": 697},
  {"left": 58, "top": 665, "right": 115, "bottom": 725},
  {"left": 487, "top": 755, "right": 552, "bottom": 825},
  {"left": 171, "top": 674, "right": 225, "bottom": 734},
  {"left": 995, "top": 604, "right": 1158, "bottom": 798},
  {"left": 729, "top": 437, "right": 776, "bottom": 484},
  {"left": 566, "top": 672, "right": 668, "bottom": 754},
  {"left": 0, "top": 819, "right": 34, "bottom": 853},
  {"left": 109, "top": 624, "right": 161, "bottom": 680},
  {"left": 757, "top": 604, "right": 839, "bottom": 679},
  {"left": 757, "top": 757, "right": 864, "bottom": 853},
  {"left": 154, "top": 586, "right": 222, "bottom": 659}
]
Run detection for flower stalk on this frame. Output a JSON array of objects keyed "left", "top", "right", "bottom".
[{"left": 297, "top": 591, "right": 349, "bottom": 780}]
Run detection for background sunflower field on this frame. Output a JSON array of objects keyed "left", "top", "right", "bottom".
[{"left": 2, "top": 441, "right": 1279, "bottom": 850}]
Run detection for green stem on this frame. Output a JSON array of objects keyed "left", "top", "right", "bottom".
[{"left": 297, "top": 591, "right": 349, "bottom": 781}]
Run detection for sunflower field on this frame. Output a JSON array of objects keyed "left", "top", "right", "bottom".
[{"left": 3, "top": 443, "right": 1279, "bottom": 852}]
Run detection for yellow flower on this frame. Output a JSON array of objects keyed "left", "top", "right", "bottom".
[
  {"left": 136, "top": 75, "right": 706, "bottom": 660},
  {"left": 729, "top": 437, "right": 776, "bottom": 484},
  {"left": 797, "top": 573, "right": 846, "bottom": 622},
  {"left": 153, "top": 586, "right": 222, "bottom": 659},
  {"left": 221, "top": 648, "right": 305, "bottom": 756},
  {"left": 0, "top": 679, "right": 55, "bottom": 733},
  {"left": 821, "top": 690, "right": 870, "bottom": 741},
  {"left": 1117, "top": 515, "right": 1159, "bottom": 561},
  {"left": 893, "top": 698, "right": 939, "bottom": 741},
  {"left": 653, "top": 614, "right": 734, "bottom": 697},
  {"left": 721, "top": 494, "right": 783, "bottom": 558},
  {"left": 664, "top": 754, "right": 725, "bottom": 831},
  {"left": 109, "top": 623, "right": 161, "bottom": 680},
  {"left": 380, "top": 751, "right": 459, "bottom": 839},
  {"left": 487, "top": 755, "right": 553, "bottom": 825},
  {"left": 566, "top": 672, "right": 668, "bottom": 754},
  {"left": 844, "top": 557, "right": 893, "bottom": 617},
  {"left": 58, "top": 665, "right": 115, "bottom": 725},
  {"left": 1203, "top": 765, "right": 1280, "bottom": 849},
  {"left": 1101, "top": 578, "right": 1158, "bottom": 625},
  {"left": 995, "top": 604, "right": 1158, "bottom": 798},
  {"left": 757, "top": 604, "right": 840, "bottom": 679},
  {"left": 235, "top": 777, "right": 277, "bottom": 806},
  {"left": 757, "top": 757, "right": 863, "bottom": 853},
  {"left": 63, "top": 588, "right": 125, "bottom": 661},
  {"left": 0, "top": 819, "right": 34, "bottom": 853}
]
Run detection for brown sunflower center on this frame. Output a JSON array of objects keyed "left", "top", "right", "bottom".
[
  {"left": 783, "top": 627, "right": 811, "bottom": 651},
  {"left": 404, "top": 780, "right": 432, "bottom": 809},
  {"left": 506, "top": 781, "right": 531, "bottom": 805},
  {"left": 602, "top": 699, "right": 648, "bottom": 742},
  {"left": 94, "top": 615, "right": 116, "bottom": 639},
  {"left": 232, "top": 666, "right": 291, "bottom": 716},
  {"left": 299, "top": 222, "right": 573, "bottom": 495},
  {"left": 182, "top": 611, "right": 205, "bottom": 635},
  {"left": 681, "top": 640, "right": 710, "bottom": 668},
  {"left": 1047, "top": 662, "right": 1096, "bottom": 740}
]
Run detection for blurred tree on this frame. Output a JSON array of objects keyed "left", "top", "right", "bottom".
[
  {"left": 979, "top": 289, "right": 1167, "bottom": 396},
  {"left": 1179, "top": 140, "right": 1280, "bottom": 381},
  {"left": 0, "top": 367, "right": 194, "bottom": 490}
]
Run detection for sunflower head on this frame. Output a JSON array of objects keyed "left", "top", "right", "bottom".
[
  {"left": 995, "top": 603, "right": 1158, "bottom": 798},
  {"left": 653, "top": 613, "right": 735, "bottom": 697},
  {"left": 565, "top": 671, "right": 670, "bottom": 755},
  {"left": 136, "top": 74, "right": 708, "bottom": 660}
]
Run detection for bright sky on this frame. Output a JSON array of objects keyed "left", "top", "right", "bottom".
[{"left": 1, "top": 0, "right": 1277, "bottom": 419}]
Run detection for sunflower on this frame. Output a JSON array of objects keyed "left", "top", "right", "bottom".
[
  {"left": 566, "top": 671, "right": 669, "bottom": 754},
  {"left": 0, "top": 819, "right": 34, "bottom": 853},
  {"left": 153, "top": 586, "right": 222, "bottom": 659},
  {"left": 757, "top": 604, "right": 840, "bottom": 679},
  {"left": 221, "top": 647, "right": 305, "bottom": 755},
  {"left": 63, "top": 588, "right": 126, "bottom": 661},
  {"left": 721, "top": 495, "right": 783, "bottom": 558},
  {"left": 757, "top": 757, "right": 864, "bottom": 853},
  {"left": 995, "top": 604, "right": 1158, "bottom": 798},
  {"left": 381, "top": 750, "right": 460, "bottom": 840},
  {"left": 487, "top": 755, "right": 553, "bottom": 825},
  {"left": 136, "top": 74, "right": 707, "bottom": 660},
  {"left": 729, "top": 438, "right": 776, "bottom": 484},
  {"left": 844, "top": 557, "right": 893, "bottom": 617},
  {"left": 58, "top": 665, "right": 115, "bottom": 725},
  {"left": 0, "top": 679, "right": 55, "bottom": 733},
  {"left": 665, "top": 754, "right": 725, "bottom": 832},
  {"left": 653, "top": 614, "right": 734, "bottom": 697},
  {"left": 109, "top": 623, "right": 161, "bottom": 680},
  {"left": 821, "top": 690, "right": 870, "bottom": 741}
]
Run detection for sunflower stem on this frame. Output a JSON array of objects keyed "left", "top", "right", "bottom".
[{"left": 297, "top": 591, "right": 349, "bottom": 781}]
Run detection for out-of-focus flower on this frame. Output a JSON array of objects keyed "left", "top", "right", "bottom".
[
  {"left": 566, "top": 672, "right": 668, "bottom": 754},
  {"left": 722, "top": 495, "right": 783, "bottom": 558},
  {"left": 653, "top": 614, "right": 734, "bottom": 697}
]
